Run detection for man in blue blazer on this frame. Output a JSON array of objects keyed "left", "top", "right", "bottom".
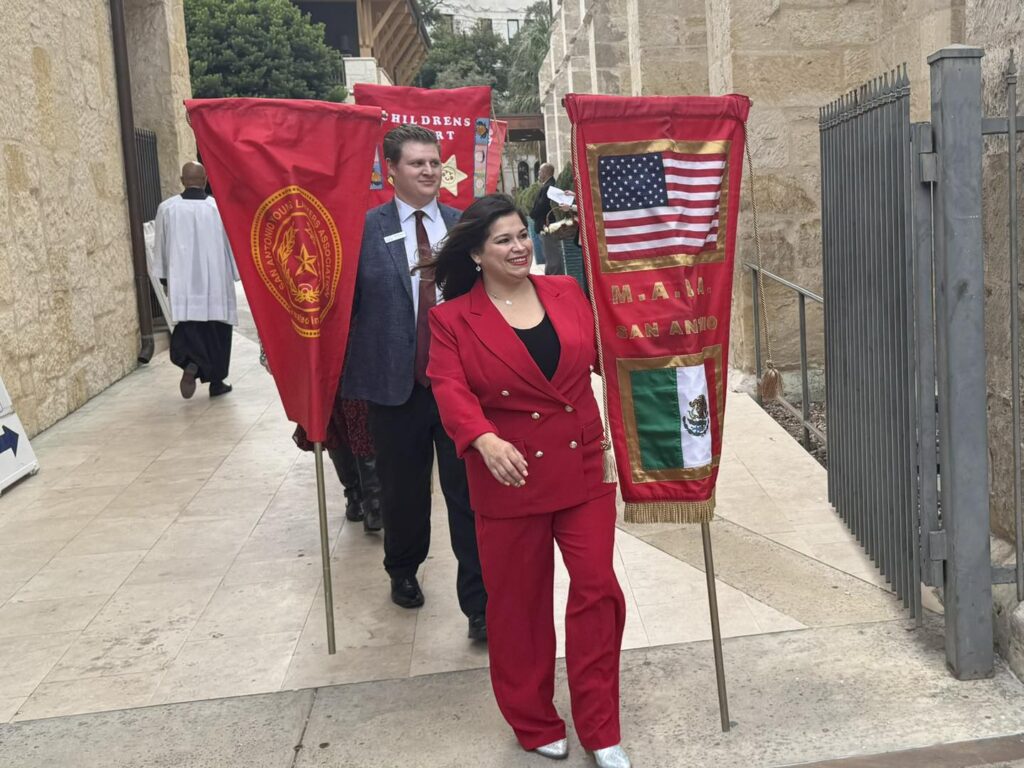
[{"left": 343, "top": 124, "right": 487, "bottom": 640}]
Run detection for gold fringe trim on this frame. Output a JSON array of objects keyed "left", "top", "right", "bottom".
[{"left": 623, "top": 496, "right": 716, "bottom": 524}]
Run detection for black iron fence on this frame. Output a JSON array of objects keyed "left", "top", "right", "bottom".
[{"left": 134, "top": 128, "right": 162, "bottom": 222}]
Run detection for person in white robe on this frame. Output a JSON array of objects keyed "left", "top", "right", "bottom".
[{"left": 152, "top": 161, "right": 240, "bottom": 399}]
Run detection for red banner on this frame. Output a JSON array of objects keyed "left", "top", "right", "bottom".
[
  {"left": 565, "top": 93, "right": 750, "bottom": 523},
  {"left": 354, "top": 84, "right": 493, "bottom": 209},
  {"left": 185, "top": 98, "right": 381, "bottom": 442},
  {"left": 487, "top": 119, "right": 508, "bottom": 193}
]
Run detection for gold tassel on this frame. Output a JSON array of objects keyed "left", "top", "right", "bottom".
[
  {"left": 759, "top": 360, "right": 783, "bottom": 401},
  {"left": 601, "top": 439, "right": 617, "bottom": 483}
]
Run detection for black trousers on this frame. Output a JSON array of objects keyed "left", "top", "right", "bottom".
[
  {"left": 368, "top": 384, "right": 487, "bottom": 617},
  {"left": 170, "top": 321, "right": 232, "bottom": 384}
]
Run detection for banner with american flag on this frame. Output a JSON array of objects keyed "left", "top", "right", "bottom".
[{"left": 565, "top": 93, "right": 750, "bottom": 523}]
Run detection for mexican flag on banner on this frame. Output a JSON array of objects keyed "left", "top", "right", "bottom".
[
  {"left": 630, "top": 364, "right": 713, "bottom": 473},
  {"left": 566, "top": 92, "right": 750, "bottom": 523}
]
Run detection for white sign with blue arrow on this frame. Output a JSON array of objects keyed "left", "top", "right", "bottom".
[{"left": 0, "top": 375, "right": 39, "bottom": 494}]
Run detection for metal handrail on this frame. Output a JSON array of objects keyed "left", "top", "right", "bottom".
[{"left": 743, "top": 262, "right": 825, "bottom": 451}]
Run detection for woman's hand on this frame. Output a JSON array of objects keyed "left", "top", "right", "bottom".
[{"left": 471, "top": 433, "right": 529, "bottom": 487}]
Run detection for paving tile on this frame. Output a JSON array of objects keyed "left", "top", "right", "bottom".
[
  {"left": 222, "top": 555, "right": 325, "bottom": 587},
  {"left": 10, "top": 487, "right": 123, "bottom": 522},
  {"left": 43, "top": 627, "right": 192, "bottom": 682},
  {"left": 293, "top": 586, "right": 418, "bottom": 655},
  {"left": 13, "top": 672, "right": 162, "bottom": 721},
  {"left": 82, "top": 578, "right": 221, "bottom": 637},
  {"left": 282, "top": 642, "right": 414, "bottom": 690},
  {"left": 123, "top": 554, "right": 231, "bottom": 585},
  {"left": 12, "top": 551, "right": 147, "bottom": 601},
  {"left": 234, "top": 519, "right": 345, "bottom": 563},
  {"left": 0, "top": 541, "right": 65, "bottom": 583},
  {"left": 58, "top": 518, "right": 173, "bottom": 557},
  {"left": 150, "top": 632, "right": 300, "bottom": 705},
  {"left": 146, "top": 518, "right": 256, "bottom": 560},
  {"left": 0, "top": 516, "right": 93, "bottom": 547},
  {"left": 0, "top": 596, "right": 108, "bottom": 638},
  {"left": 190, "top": 580, "right": 318, "bottom": 641},
  {"left": 0, "top": 632, "right": 78, "bottom": 698},
  {"left": 0, "top": 696, "right": 24, "bottom": 723}
]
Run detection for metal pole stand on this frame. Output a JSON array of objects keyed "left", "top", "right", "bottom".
[
  {"left": 313, "top": 443, "right": 337, "bottom": 655},
  {"left": 701, "top": 522, "right": 730, "bottom": 731}
]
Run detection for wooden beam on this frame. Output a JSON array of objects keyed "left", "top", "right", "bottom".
[
  {"left": 385, "top": 23, "right": 417, "bottom": 82},
  {"left": 371, "top": 0, "right": 403, "bottom": 44},
  {"left": 393, "top": 24, "right": 421, "bottom": 82},
  {"left": 393, "top": 36, "right": 421, "bottom": 84},
  {"left": 356, "top": 0, "right": 372, "bottom": 55},
  {"left": 373, "top": 10, "right": 403, "bottom": 61}
]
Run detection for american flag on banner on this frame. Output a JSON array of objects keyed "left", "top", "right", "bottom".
[{"left": 598, "top": 149, "right": 725, "bottom": 259}]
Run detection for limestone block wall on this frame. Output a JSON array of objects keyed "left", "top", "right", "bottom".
[
  {"left": 0, "top": 2, "right": 140, "bottom": 436},
  {"left": 964, "top": 0, "right": 1024, "bottom": 545},
  {"left": 626, "top": 0, "right": 708, "bottom": 96},
  {"left": 709, "top": 0, "right": 883, "bottom": 382},
  {"left": 125, "top": 0, "right": 194, "bottom": 200}
]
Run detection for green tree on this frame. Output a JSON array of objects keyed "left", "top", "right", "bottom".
[
  {"left": 504, "top": 1, "right": 552, "bottom": 113},
  {"left": 415, "top": 23, "right": 511, "bottom": 100},
  {"left": 185, "top": 0, "right": 348, "bottom": 102}
]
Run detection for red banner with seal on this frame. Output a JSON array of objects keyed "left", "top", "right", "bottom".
[
  {"left": 565, "top": 93, "right": 750, "bottom": 523},
  {"left": 354, "top": 83, "right": 493, "bottom": 210},
  {"left": 185, "top": 98, "right": 381, "bottom": 442}
]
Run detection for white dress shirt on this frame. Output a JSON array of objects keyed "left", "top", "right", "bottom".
[{"left": 394, "top": 196, "right": 447, "bottom": 320}]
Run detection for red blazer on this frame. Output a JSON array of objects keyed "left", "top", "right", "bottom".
[{"left": 428, "top": 275, "right": 613, "bottom": 518}]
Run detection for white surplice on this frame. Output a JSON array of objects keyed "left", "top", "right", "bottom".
[{"left": 152, "top": 194, "right": 239, "bottom": 325}]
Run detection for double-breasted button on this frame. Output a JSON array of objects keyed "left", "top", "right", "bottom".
[
  {"left": 569, "top": 441, "right": 578, "bottom": 449},
  {"left": 500, "top": 390, "right": 510, "bottom": 397},
  {"left": 531, "top": 412, "right": 540, "bottom": 420},
  {"left": 589, "top": 365, "right": 595, "bottom": 372},
  {"left": 564, "top": 405, "right": 574, "bottom": 413},
  {"left": 535, "top": 450, "right": 544, "bottom": 458}
]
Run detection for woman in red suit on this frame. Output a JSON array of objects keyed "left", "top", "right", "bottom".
[{"left": 426, "top": 195, "right": 630, "bottom": 768}]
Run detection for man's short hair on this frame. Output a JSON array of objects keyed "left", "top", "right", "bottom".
[{"left": 383, "top": 124, "right": 440, "bottom": 164}]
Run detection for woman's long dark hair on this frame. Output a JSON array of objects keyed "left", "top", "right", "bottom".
[{"left": 419, "top": 194, "right": 528, "bottom": 301}]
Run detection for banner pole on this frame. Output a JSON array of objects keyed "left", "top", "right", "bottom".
[
  {"left": 313, "top": 442, "right": 337, "bottom": 655},
  {"left": 701, "top": 521, "right": 730, "bottom": 731}
]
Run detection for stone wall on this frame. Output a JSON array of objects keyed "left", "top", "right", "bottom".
[
  {"left": 125, "top": 0, "right": 194, "bottom": 200},
  {"left": 0, "top": 1, "right": 190, "bottom": 437}
]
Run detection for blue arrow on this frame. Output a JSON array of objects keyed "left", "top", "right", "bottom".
[{"left": 0, "top": 426, "right": 19, "bottom": 457}]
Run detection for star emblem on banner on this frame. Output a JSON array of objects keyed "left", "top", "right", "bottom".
[{"left": 440, "top": 155, "right": 468, "bottom": 196}]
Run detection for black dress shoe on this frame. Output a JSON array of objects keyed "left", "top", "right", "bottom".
[
  {"left": 209, "top": 381, "right": 233, "bottom": 397},
  {"left": 468, "top": 613, "right": 487, "bottom": 642},
  {"left": 180, "top": 363, "right": 198, "bottom": 399},
  {"left": 362, "top": 500, "right": 382, "bottom": 532},
  {"left": 390, "top": 576, "right": 424, "bottom": 608}
]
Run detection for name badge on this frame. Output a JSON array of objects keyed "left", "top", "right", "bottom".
[{"left": 384, "top": 231, "right": 405, "bottom": 244}]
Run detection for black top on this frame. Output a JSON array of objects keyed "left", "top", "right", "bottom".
[
  {"left": 514, "top": 314, "right": 561, "bottom": 381},
  {"left": 530, "top": 179, "right": 555, "bottom": 230}
]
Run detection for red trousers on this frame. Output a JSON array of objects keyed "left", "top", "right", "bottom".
[{"left": 476, "top": 492, "right": 626, "bottom": 751}]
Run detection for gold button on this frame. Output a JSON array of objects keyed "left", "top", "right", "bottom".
[
  {"left": 569, "top": 441, "right": 578, "bottom": 449},
  {"left": 589, "top": 365, "right": 595, "bottom": 372},
  {"left": 534, "top": 450, "right": 544, "bottom": 458},
  {"left": 501, "top": 390, "right": 510, "bottom": 397},
  {"left": 564, "top": 405, "right": 574, "bottom": 413},
  {"left": 531, "top": 412, "right": 540, "bottom": 420}
]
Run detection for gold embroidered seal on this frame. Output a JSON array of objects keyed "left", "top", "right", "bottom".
[{"left": 250, "top": 186, "right": 342, "bottom": 338}]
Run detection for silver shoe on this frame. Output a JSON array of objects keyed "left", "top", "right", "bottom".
[
  {"left": 593, "top": 744, "right": 631, "bottom": 768},
  {"left": 535, "top": 738, "right": 568, "bottom": 760}
]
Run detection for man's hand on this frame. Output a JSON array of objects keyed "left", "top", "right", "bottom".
[{"left": 471, "top": 433, "right": 529, "bottom": 487}]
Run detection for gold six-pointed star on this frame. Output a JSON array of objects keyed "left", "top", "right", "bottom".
[{"left": 440, "top": 154, "right": 468, "bottom": 196}]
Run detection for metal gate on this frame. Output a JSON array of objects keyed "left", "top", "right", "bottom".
[
  {"left": 819, "top": 68, "right": 919, "bottom": 620},
  {"left": 819, "top": 48, "right": 1024, "bottom": 679},
  {"left": 134, "top": 128, "right": 162, "bottom": 222}
]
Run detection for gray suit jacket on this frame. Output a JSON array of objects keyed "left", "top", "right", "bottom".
[{"left": 341, "top": 198, "right": 461, "bottom": 406}]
